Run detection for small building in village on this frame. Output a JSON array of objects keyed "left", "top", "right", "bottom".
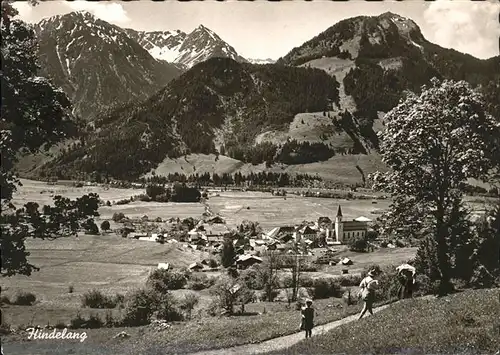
[{"left": 235, "top": 255, "right": 263, "bottom": 269}]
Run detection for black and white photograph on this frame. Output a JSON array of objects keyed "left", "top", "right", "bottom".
[{"left": 1, "top": 0, "right": 499, "bottom": 354}]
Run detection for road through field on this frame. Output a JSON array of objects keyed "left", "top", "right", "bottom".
[{"left": 188, "top": 304, "right": 391, "bottom": 355}]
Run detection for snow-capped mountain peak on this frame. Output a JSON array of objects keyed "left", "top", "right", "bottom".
[
  {"left": 247, "top": 58, "right": 276, "bottom": 65},
  {"left": 126, "top": 24, "right": 248, "bottom": 68}
]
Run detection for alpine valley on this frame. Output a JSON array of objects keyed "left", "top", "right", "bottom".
[{"left": 18, "top": 11, "right": 500, "bottom": 184}]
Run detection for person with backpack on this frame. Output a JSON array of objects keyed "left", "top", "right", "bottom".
[
  {"left": 396, "top": 264, "right": 416, "bottom": 299},
  {"left": 358, "top": 268, "right": 380, "bottom": 320}
]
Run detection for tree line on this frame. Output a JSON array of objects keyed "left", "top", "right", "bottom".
[{"left": 140, "top": 171, "right": 321, "bottom": 188}]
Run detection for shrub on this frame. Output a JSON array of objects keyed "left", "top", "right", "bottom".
[
  {"left": 13, "top": 292, "right": 36, "bottom": 305},
  {"left": 179, "top": 292, "right": 199, "bottom": 320},
  {"left": 147, "top": 269, "right": 188, "bottom": 292},
  {"left": 112, "top": 212, "right": 126, "bottom": 222},
  {"left": 54, "top": 321, "right": 67, "bottom": 329},
  {"left": 339, "top": 274, "right": 362, "bottom": 287},
  {"left": 115, "top": 199, "right": 131, "bottom": 205},
  {"left": 300, "top": 275, "right": 315, "bottom": 288},
  {"left": 348, "top": 235, "right": 368, "bottom": 252},
  {"left": 138, "top": 194, "right": 152, "bottom": 202},
  {"left": 0, "top": 295, "right": 11, "bottom": 305},
  {"left": 104, "top": 311, "right": 115, "bottom": 327},
  {"left": 100, "top": 220, "right": 111, "bottom": 231},
  {"left": 0, "top": 322, "right": 12, "bottom": 335},
  {"left": 187, "top": 274, "right": 215, "bottom": 291},
  {"left": 239, "top": 267, "right": 264, "bottom": 290},
  {"left": 311, "top": 278, "right": 342, "bottom": 299},
  {"left": 83, "top": 219, "right": 99, "bottom": 235},
  {"left": 121, "top": 289, "right": 158, "bottom": 326},
  {"left": 208, "top": 258, "right": 219, "bottom": 268},
  {"left": 86, "top": 314, "right": 104, "bottom": 329},
  {"left": 81, "top": 289, "right": 123, "bottom": 309},
  {"left": 69, "top": 313, "right": 86, "bottom": 329}
]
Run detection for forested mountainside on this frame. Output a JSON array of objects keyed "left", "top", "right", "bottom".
[
  {"left": 34, "top": 11, "right": 181, "bottom": 121},
  {"left": 39, "top": 58, "right": 340, "bottom": 180}
]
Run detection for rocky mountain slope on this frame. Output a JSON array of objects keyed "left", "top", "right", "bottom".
[
  {"left": 34, "top": 11, "right": 182, "bottom": 121},
  {"left": 32, "top": 12, "right": 500, "bottom": 183},
  {"left": 125, "top": 25, "right": 248, "bottom": 69}
]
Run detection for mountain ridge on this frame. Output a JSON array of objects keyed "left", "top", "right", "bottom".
[
  {"left": 24, "top": 11, "right": 500, "bottom": 183},
  {"left": 34, "top": 10, "right": 182, "bottom": 121},
  {"left": 125, "top": 24, "right": 248, "bottom": 69}
]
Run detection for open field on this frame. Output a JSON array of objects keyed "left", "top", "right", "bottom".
[{"left": 206, "top": 191, "right": 390, "bottom": 229}]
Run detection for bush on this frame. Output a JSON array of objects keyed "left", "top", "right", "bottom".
[
  {"left": 83, "top": 219, "right": 99, "bottom": 235},
  {"left": 121, "top": 288, "right": 158, "bottom": 326},
  {"left": 137, "top": 194, "right": 152, "bottom": 202},
  {"left": 348, "top": 235, "right": 368, "bottom": 252},
  {"left": 187, "top": 274, "right": 215, "bottom": 291},
  {"left": 54, "top": 321, "right": 67, "bottom": 329},
  {"left": 148, "top": 269, "right": 188, "bottom": 292},
  {"left": 339, "top": 274, "right": 362, "bottom": 287},
  {"left": 100, "top": 220, "right": 110, "bottom": 231},
  {"left": 81, "top": 289, "right": 123, "bottom": 309},
  {"left": 311, "top": 278, "right": 342, "bottom": 299},
  {"left": 239, "top": 267, "right": 264, "bottom": 290},
  {"left": 179, "top": 292, "right": 199, "bottom": 320},
  {"left": 112, "top": 212, "right": 126, "bottom": 222},
  {"left": 0, "top": 295, "right": 11, "bottom": 305},
  {"left": 0, "top": 322, "right": 12, "bottom": 335},
  {"left": 115, "top": 199, "right": 131, "bottom": 205},
  {"left": 13, "top": 292, "right": 36, "bottom": 305},
  {"left": 300, "top": 275, "right": 315, "bottom": 288},
  {"left": 69, "top": 313, "right": 86, "bottom": 329}
]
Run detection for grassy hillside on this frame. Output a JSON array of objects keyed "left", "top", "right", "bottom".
[{"left": 267, "top": 288, "right": 500, "bottom": 355}]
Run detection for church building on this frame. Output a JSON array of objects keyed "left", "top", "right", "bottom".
[{"left": 334, "top": 205, "right": 369, "bottom": 244}]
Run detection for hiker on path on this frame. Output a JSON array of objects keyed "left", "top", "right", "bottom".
[
  {"left": 358, "top": 268, "right": 380, "bottom": 320},
  {"left": 396, "top": 264, "right": 416, "bottom": 299},
  {"left": 300, "top": 299, "right": 314, "bottom": 338}
]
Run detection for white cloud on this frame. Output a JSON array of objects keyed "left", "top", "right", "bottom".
[
  {"left": 64, "top": 1, "right": 131, "bottom": 25},
  {"left": 12, "top": 2, "right": 34, "bottom": 21},
  {"left": 423, "top": 0, "right": 500, "bottom": 59}
]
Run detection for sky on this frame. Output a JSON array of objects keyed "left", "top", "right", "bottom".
[{"left": 14, "top": 0, "right": 500, "bottom": 60}]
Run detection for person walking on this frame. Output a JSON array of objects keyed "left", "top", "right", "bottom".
[
  {"left": 301, "top": 299, "right": 315, "bottom": 338},
  {"left": 358, "top": 268, "right": 380, "bottom": 320},
  {"left": 396, "top": 264, "right": 416, "bottom": 299}
]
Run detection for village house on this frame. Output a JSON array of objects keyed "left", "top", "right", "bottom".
[
  {"left": 235, "top": 254, "right": 263, "bottom": 269},
  {"left": 297, "top": 225, "right": 317, "bottom": 241}
]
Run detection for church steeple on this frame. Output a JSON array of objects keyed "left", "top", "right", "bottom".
[{"left": 336, "top": 205, "right": 343, "bottom": 217}]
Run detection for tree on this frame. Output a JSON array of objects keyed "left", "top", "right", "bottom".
[
  {"left": 221, "top": 237, "right": 236, "bottom": 268},
  {"left": 371, "top": 78, "right": 500, "bottom": 295},
  {"left": 256, "top": 250, "right": 280, "bottom": 302},
  {"left": 1, "top": 1, "right": 96, "bottom": 277},
  {"left": 100, "top": 220, "right": 111, "bottom": 232},
  {"left": 179, "top": 292, "right": 199, "bottom": 320}
]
